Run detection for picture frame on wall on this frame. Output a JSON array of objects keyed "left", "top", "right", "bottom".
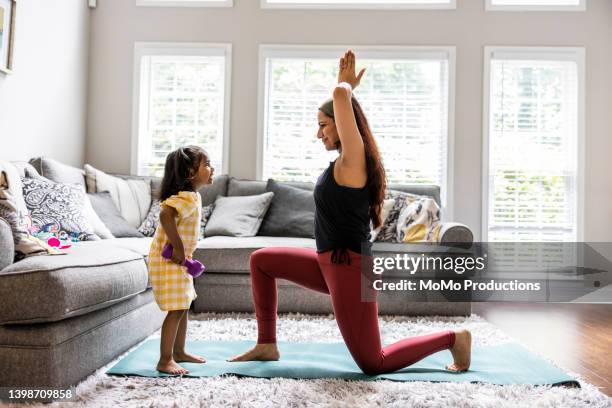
[{"left": 0, "top": 0, "right": 16, "bottom": 75}]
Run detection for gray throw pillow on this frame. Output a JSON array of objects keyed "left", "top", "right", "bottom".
[
  {"left": 198, "top": 174, "right": 229, "bottom": 206},
  {"left": 21, "top": 177, "right": 99, "bottom": 241},
  {"left": 258, "top": 179, "right": 315, "bottom": 238},
  {"left": 88, "top": 192, "right": 144, "bottom": 238},
  {"left": 204, "top": 192, "right": 274, "bottom": 237},
  {"left": 29, "top": 157, "right": 86, "bottom": 189}
]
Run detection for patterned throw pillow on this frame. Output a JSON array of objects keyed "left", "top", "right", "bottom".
[
  {"left": 396, "top": 197, "right": 442, "bottom": 243},
  {"left": 21, "top": 177, "right": 99, "bottom": 241},
  {"left": 200, "top": 204, "right": 214, "bottom": 239},
  {"left": 138, "top": 200, "right": 160, "bottom": 237},
  {"left": 138, "top": 201, "right": 213, "bottom": 239},
  {"left": 375, "top": 190, "right": 432, "bottom": 243}
]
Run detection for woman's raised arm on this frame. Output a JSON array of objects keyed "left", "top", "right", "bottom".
[{"left": 333, "top": 50, "right": 367, "bottom": 185}]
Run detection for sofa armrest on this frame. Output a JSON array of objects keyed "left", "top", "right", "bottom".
[
  {"left": 439, "top": 222, "right": 473, "bottom": 247},
  {"left": 0, "top": 217, "right": 14, "bottom": 271}
]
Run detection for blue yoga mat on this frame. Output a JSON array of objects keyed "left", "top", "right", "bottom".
[{"left": 107, "top": 340, "right": 579, "bottom": 386}]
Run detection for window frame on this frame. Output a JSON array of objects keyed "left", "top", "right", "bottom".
[
  {"left": 257, "top": 44, "right": 456, "bottom": 220},
  {"left": 131, "top": 42, "right": 232, "bottom": 177},
  {"left": 485, "top": 0, "right": 586, "bottom": 12},
  {"left": 136, "top": 0, "right": 233, "bottom": 7},
  {"left": 481, "top": 46, "right": 586, "bottom": 242},
  {"left": 260, "top": 0, "right": 456, "bottom": 10}
]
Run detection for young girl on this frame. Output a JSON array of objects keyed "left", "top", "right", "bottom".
[{"left": 148, "top": 145, "right": 214, "bottom": 375}]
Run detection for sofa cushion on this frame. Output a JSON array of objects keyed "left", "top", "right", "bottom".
[
  {"left": 88, "top": 192, "right": 144, "bottom": 238},
  {"left": 199, "top": 174, "right": 229, "bottom": 206},
  {"left": 227, "top": 178, "right": 266, "bottom": 197},
  {"left": 84, "top": 164, "right": 151, "bottom": 228},
  {"left": 29, "top": 157, "right": 86, "bottom": 188},
  {"left": 258, "top": 179, "right": 316, "bottom": 238},
  {"left": 0, "top": 242, "right": 149, "bottom": 324},
  {"left": 193, "top": 236, "right": 315, "bottom": 273},
  {"left": 205, "top": 193, "right": 274, "bottom": 237},
  {"left": 11, "top": 161, "right": 44, "bottom": 179}
]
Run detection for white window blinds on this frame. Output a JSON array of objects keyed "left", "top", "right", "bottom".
[
  {"left": 135, "top": 45, "right": 229, "bottom": 177},
  {"left": 261, "top": 48, "right": 451, "bottom": 206},
  {"left": 485, "top": 50, "right": 582, "bottom": 242}
]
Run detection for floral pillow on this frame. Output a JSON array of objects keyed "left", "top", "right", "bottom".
[
  {"left": 375, "top": 190, "right": 433, "bottom": 243},
  {"left": 138, "top": 201, "right": 214, "bottom": 239},
  {"left": 138, "top": 200, "right": 161, "bottom": 237},
  {"left": 396, "top": 197, "right": 442, "bottom": 243},
  {"left": 21, "top": 177, "right": 99, "bottom": 241}
]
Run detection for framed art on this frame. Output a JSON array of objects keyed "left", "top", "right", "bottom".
[{"left": 0, "top": 0, "right": 16, "bottom": 75}]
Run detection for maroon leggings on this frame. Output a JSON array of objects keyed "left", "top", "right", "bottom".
[{"left": 250, "top": 246, "right": 456, "bottom": 375}]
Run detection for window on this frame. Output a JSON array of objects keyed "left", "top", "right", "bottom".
[
  {"left": 262, "top": 0, "right": 455, "bottom": 9},
  {"left": 486, "top": 0, "right": 585, "bottom": 11},
  {"left": 132, "top": 43, "right": 231, "bottom": 177},
  {"left": 259, "top": 45, "right": 455, "bottom": 214},
  {"left": 136, "top": 0, "right": 233, "bottom": 7},
  {"left": 483, "top": 47, "right": 585, "bottom": 242}
]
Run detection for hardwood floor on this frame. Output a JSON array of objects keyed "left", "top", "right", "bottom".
[{"left": 473, "top": 302, "right": 612, "bottom": 396}]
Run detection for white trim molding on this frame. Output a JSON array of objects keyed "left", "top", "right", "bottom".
[
  {"left": 261, "top": 0, "right": 456, "bottom": 10},
  {"left": 136, "top": 0, "right": 233, "bottom": 7},
  {"left": 131, "top": 42, "right": 232, "bottom": 177},
  {"left": 257, "top": 44, "right": 456, "bottom": 221},
  {"left": 481, "top": 46, "right": 586, "bottom": 242},
  {"left": 485, "top": 0, "right": 586, "bottom": 12}
]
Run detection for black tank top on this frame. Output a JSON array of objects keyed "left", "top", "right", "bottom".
[{"left": 314, "top": 160, "right": 372, "bottom": 264}]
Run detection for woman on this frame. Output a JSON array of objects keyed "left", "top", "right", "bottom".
[{"left": 229, "top": 50, "right": 471, "bottom": 375}]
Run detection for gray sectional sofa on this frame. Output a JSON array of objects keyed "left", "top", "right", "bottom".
[{"left": 0, "top": 159, "right": 473, "bottom": 389}]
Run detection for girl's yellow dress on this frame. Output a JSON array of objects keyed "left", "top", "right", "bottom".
[{"left": 148, "top": 191, "right": 201, "bottom": 311}]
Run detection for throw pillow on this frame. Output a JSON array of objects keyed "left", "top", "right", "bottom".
[
  {"left": 21, "top": 177, "right": 99, "bottom": 241},
  {"left": 82, "top": 189, "right": 114, "bottom": 239},
  {"left": 88, "top": 192, "right": 144, "bottom": 238},
  {"left": 396, "top": 197, "right": 442, "bottom": 243},
  {"left": 258, "top": 179, "right": 316, "bottom": 238},
  {"left": 204, "top": 192, "right": 274, "bottom": 237},
  {"left": 84, "top": 164, "right": 151, "bottom": 228},
  {"left": 0, "top": 161, "right": 55, "bottom": 261},
  {"left": 29, "top": 157, "right": 86, "bottom": 188},
  {"left": 369, "top": 198, "right": 395, "bottom": 242},
  {"left": 199, "top": 204, "right": 214, "bottom": 239},
  {"left": 138, "top": 200, "right": 160, "bottom": 237},
  {"left": 375, "top": 190, "right": 433, "bottom": 243}
]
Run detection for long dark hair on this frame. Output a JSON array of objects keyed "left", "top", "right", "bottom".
[
  {"left": 158, "top": 145, "right": 208, "bottom": 202},
  {"left": 320, "top": 97, "right": 387, "bottom": 229},
  {"left": 351, "top": 98, "right": 387, "bottom": 229}
]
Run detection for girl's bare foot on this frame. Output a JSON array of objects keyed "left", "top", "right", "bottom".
[
  {"left": 446, "top": 329, "right": 472, "bottom": 372},
  {"left": 157, "top": 359, "right": 189, "bottom": 375},
  {"left": 173, "top": 350, "right": 206, "bottom": 363},
  {"left": 227, "top": 343, "right": 280, "bottom": 362}
]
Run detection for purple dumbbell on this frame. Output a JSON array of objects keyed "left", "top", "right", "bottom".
[{"left": 161, "top": 243, "right": 205, "bottom": 278}]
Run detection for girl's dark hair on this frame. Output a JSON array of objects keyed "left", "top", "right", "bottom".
[
  {"left": 158, "top": 145, "right": 208, "bottom": 202},
  {"left": 319, "top": 97, "right": 387, "bottom": 229}
]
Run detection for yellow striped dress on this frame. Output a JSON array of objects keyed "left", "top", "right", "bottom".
[{"left": 148, "top": 191, "right": 201, "bottom": 311}]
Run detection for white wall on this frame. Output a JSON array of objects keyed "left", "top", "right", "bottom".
[
  {"left": 86, "top": 0, "right": 612, "bottom": 241},
  {"left": 0, "top": 0, "right": 90, "bottom": 167}
]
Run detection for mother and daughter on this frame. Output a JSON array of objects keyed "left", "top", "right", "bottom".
[{"left": 148, "top": 50, "right": 472, "bottom": 376}]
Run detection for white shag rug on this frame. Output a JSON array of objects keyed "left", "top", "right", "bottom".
[{"left": 2, "top": 312, "right": 610, "bottom": 408}]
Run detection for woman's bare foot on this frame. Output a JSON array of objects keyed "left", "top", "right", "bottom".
[
  {"left": 446, "top": 329, "right": 472, "bottom": 372},
  {"left": 157, "top": 359, "right": 189, "bottom": 375},
  {"left": 227, "top": 343, "right": 280, "bottom": 362},
  {"left": 173, "top": 350, "right": 206, "bottom": 363}
]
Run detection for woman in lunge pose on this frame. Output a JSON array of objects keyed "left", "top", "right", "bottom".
[{"left": 229, "top": 50, "right": 471, "bottom": 374}]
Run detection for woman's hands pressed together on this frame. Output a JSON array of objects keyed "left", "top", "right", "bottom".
[{"left": 338, "top": 49, "right": 366, "bottom": 90}]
